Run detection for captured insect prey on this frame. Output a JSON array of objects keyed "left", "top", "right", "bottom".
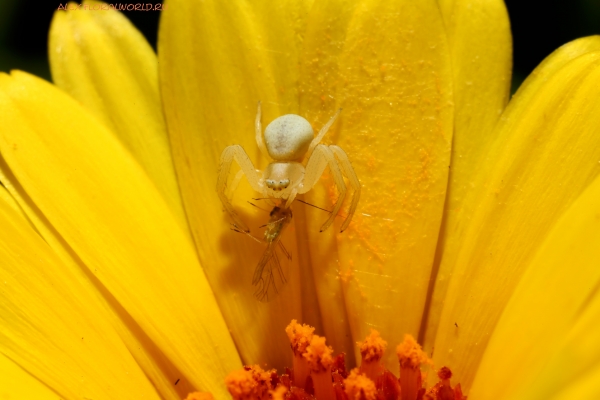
[
  {"left": 216, "top": 102, "right": 361, "bottom": 234},
  {"left": 231, "top": 206, "right": 293, "bottom": 302}
]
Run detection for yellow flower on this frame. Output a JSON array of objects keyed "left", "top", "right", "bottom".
[{"left": 1, "top": 0, "right": 600, "bottom": 399}]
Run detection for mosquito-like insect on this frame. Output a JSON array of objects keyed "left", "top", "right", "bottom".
[{"left": 232, "top": 205, "right": 293, "bottom": 302}]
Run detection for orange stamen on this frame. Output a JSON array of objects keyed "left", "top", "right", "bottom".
[
  {"left": 225, "top": 369, "right": 257, "bottom": 400},
  {"left": 270, "top": 385, "right": 288, "bottom": 400},
  {"left": 246, "top": 364, "right": 276, "bottom": 391},
  {"left": 225, "top": 365, "right": 273, "bottom": 400},
  {"left": 396, "top": 334, "right": 429, "bottom": 400},
  {"left": 286, "top": 319, "right": 315, "bottom": 355},
  {"left": 220, "top": 321, "right": 465, "bottom": 400},
  {"left": 437, "top": 367, "right": 452, "bottom": 382},
  {"left": 184, "top": 392, "right": 214, "bottom": 400},
  {"left": 454, "top": 383, "right": 466, "bottom": 400},
  {"left": 438, "top": 367, "right": 453, "bottom": 399},
  {"left": 358, "top": 329, "right": 387, "bottom": 381},
  {"left": 375, "top": 369, "right": 401, "bottom": 399},
  {"left": 304, "top": 335, "right": 335, "bottom": 400},
  {"left": 423, "top": 367, "right": 458, "bottom": 400},
  {"left": 286, "top": 319, "right": 315, "bottom": 389},
  {"left": 344, "top": 368, "right": 377, "bottom": 400}
]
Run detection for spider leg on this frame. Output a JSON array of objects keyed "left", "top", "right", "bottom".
[
  {"left": 217, "top": 145, "right": 264, "bottom": 232},
  {"left": 300, "top": 144, "right": 346, "bottom": 232},
  {"left": 306, "top": 108, "right": 342, "bottom": 159},
  {"left": 226, "top": 169, "right": 245, "bottom": 201},
  {"left": 255, "top": 101, "right": 270, "bottom": 159},
  {"left": 330, "top": 145, "right": 361, "bottom": 232}
]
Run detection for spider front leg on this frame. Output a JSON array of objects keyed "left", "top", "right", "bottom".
[
  {"left": 330, "top": 145, "right": 361, "bottom": 232},
  {"left": 300, "top": 144, "right": 346, "bottom": 232},
  {"left": 217, "top": 145, "right": 264, "bottom": 232}
]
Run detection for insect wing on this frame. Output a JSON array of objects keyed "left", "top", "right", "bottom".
[{"left": 252, "top": 237, "right": 292, "bottom": 302}]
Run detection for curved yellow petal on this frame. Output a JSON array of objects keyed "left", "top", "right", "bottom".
[
  {"left": 159, "top": 0, "right": 312, "bottom": 368},
  {"left": 551, "top": 365, "right": 600, "bottom": 400},
  {"left": 0, "top": 71, "right": 239, "bottom": 397},
  {"left": 0, "top": 354, "right": 60, "bottom": 400},
  {"left": 295, "top": 0, "right": 363, "bottom": 363},
  {"left": 422, "top": 0, "right": 512, "bottom": 348},
  {"left": 433, "top": 38, "right": 600, "bottom": 390},
  {"left": 0, "top": 180, "right": 28, "bottom": 219},
  {"left": 470, "top": 172, "right": 600, "bottom": 399},
  {"left": 48, "top": 1, "right": 188, "bottom": 230},
  {"left": 0, "top": 163, "right": 197, "bottom": 399},
  {"left": 300, "top": 0, "right": 453, "bottom": 369},
  {"left": 0, "top": 181, "right": 160, "bottom": 399}
]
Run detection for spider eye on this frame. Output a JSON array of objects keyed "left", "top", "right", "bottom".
[{"left": 266, "top": 178, "right": 290, "bottom": 190}]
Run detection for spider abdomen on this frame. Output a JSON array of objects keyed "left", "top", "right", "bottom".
[{"left": 264, "top": 114, "right": 314, "bottom": 161}]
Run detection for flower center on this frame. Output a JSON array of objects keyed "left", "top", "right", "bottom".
[{"left": 186, "top": 320, "right": 464, "bottom": 400}]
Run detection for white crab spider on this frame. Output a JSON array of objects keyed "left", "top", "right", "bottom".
[{"left": 217, "top": 102, "right": 361, "bottom": 233}]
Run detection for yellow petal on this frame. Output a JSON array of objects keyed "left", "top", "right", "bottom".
[
  {"left": 300, "top": 0, "right": 454, "bottom": 369},
  {"left": 0, "top": 71, "right": 239, "bottom": 397},
  {"left": 551, "top": 365, "right": 600, "bottom": 400},
  {"left": 422, "top": 0, "right": 512, "bottom": 347},
  {"left": 48, "top": 1, "right": 188, "bottom": 230},
  {"left": 470, "top": 172, "right": 600, "bottom": 399},
  {"left": 0, "top": 353, "right": 61, "bottom": 400},
  {"left": 159, "top": 0, "right": 312, "bottom": 368},
  {"left": 0, "top": 179, "right": 28, "bottom": 219},
  {"left": 433, "top": 38, "right": 600, "bottom": 390},
  {"left": 295, "top": 0, "right": 364, "bottom": 363},
  {"left": 0, "top": 161, "right": 195, "bottom": 399},
  {"left": 0, "top": 181, "right": 160, "bottom": 399}
]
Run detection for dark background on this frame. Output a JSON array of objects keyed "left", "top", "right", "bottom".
[{"left": 0, "top": 1, "right": 599, "bottom": 92}]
